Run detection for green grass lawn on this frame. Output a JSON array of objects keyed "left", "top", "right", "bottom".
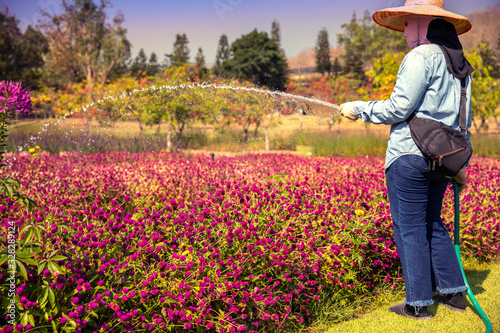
[{"left": 319, "top": 261, "right": 500, "bottom": 333}]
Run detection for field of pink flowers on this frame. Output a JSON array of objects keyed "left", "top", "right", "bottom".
[{"left": 1, "top": 152, "right": 499, "bottom": 332}]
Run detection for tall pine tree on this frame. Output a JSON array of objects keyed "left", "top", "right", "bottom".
[
  {"left": 131, "top": 48, "right": 147, "bottom": 78},
  {"left": 332, "top": 57, "right": 342, "bottom": 79},
  {"left": 167, "top": 33, "right": 190, "bottom": 67},
  {"left": 214, "top": 34, "right": 229, "bottom": 76},
  {"left": 195, "top": 47, "right": 208, "bottom": 79},
  {"left": 315, "top": 28, "right": 331, "bottom": 76},
  {"left": 146, "top": 52, "right": 160, "bottom": 76},
  {"left": 271, "top": 20, "right": 282, "bottom": 50},
  {"left": 271, "top": 19, "right": 289, "bottom": 78}
]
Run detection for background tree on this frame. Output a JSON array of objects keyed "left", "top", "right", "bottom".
[
  {"left": 337, "top": 11, "right": 407, "bottom": 79},
  {"left": 100, "top": 17, "right": 131, "bottom": 82},
  {"left": 194, "top": 47, "right": 208, "bottom": 79},
  {"left": 497, "top": 32, "right": 500, "bottom": 56},
  {"left": 271, "top": 19, "right": 282, "bottom": 50},
  {"left": 39, "top": 0, "right": 131, "bottom": 90},
  {"left": 365, "top": 52, "right": 406, "bottom": 100},
  {"left": 467, "top": 44, "right": 500, "bottom": 131},
  {"left": 337, "top": 12, "right": 368, "bottom": 79},
  {"left": 0, "top": 8, "right": 48, "bottom": 88},
  {"left": 315, "top": 28, "right": 331, "bottom": 76},
  {"left": 478, "top": 39, "right": 500, "bottom": 78},
  {"left": 369, "top": 23, "right": 408, "bottom": 59},
  {"left": 218, "top": 87, "right": 273, "bottom": 144},
  {"left": 130, "top": 48, "right": 148, "bottom": 78},
  {"left": 332, "top": 57, "right": 342, "bottom": 79},
  {"left": 214, "top": 34, "right": 230, "bottom": 76},
  {"left": 222, "top": 29, "right": 287, "bottom": 90},
  {"left": 146, "top": 52, "right": 161, "bottom": 76},
  {"left": 167, "top": 33, "right": 190, "bottom": 67},
  {"left": 271, "top": 19, "right": 289, "bottom": 83}
]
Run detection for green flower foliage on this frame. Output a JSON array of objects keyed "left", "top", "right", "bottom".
[{"left": 466, "top": 45, "right": 500, "bottom": 132}]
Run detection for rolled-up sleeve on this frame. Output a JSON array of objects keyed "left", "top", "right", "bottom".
[{"left": 349, "top": 51, "right": 429, "bottom": 125}]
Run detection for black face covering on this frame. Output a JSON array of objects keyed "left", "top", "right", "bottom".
[{"left": 426, "top": 18, "right": 474, "bottom": 78}]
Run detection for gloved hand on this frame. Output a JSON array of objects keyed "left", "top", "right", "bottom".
[
  {"left": 339, "top": 103, "right": 358, "bottom": 121},
  {"left": 450, "top": 168, "right": 467, "bottom": 193}
]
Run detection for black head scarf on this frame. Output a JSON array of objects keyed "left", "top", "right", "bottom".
[{"left": 426, "top": 18, "right": 474, "bottom": 78}]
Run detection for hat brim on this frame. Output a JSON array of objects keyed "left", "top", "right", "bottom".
[{"left": 373, "top": 5, "right": 471, "bottom": 35}]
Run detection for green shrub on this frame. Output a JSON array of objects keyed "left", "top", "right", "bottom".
[
  {"left": 176, "top": 131, "right": 209, "bottom": 150},
  {"left": 300, "top": 131, "right": 388, "bottom": 158},
  {"left": 471, "top": 135, "right": 500, "bottom": 158}
]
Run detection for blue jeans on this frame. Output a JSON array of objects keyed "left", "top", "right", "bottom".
[{"left": 385, "top": 155, "right": 467, "bottom": 307}]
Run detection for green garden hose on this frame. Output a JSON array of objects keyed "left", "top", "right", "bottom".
[{"left": 452, "top": 180, "right": 492, "bottom": 333}]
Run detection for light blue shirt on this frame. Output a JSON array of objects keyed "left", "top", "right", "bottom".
[{"left": 344, "top": 44, "right": 472, "bottom": 170}]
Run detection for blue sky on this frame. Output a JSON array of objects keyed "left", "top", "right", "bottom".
[{"left": 2, "top": 0, "right": 498, "bottom": 65}]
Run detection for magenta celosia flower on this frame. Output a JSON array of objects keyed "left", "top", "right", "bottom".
[
  {"left": 0, "top": 81, "right": 32, "bottom": 116},
  {"left": 5, "top": 152, "right": 500, "bottom": 332}
]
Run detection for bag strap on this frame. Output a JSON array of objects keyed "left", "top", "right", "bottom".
[
  {"left": 407, "top": 77, "right": 468, "bottom": 131},
  {"left": 459, "top": 77, "right": 467, "bottom": 132}
]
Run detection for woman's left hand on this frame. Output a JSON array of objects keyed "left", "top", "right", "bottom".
[{"left": 450, "top": 168, "right": 467, "bottom": 193}]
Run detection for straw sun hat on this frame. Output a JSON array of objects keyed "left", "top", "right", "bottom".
[{"left": 373, "top": 0, "right": 472, "bottom": 35}]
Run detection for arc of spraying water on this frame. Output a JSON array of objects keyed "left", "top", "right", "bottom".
[{"left": 20, "top": 82, "right": 340, "bottom": 154}]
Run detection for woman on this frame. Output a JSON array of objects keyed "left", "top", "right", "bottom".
[{"left": 339, "top": 0, "right": 474, "bottom": 319}]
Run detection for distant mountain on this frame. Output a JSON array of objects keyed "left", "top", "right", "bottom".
[
  {"left": 460, "top": 4, "right": 500, "bottom": 50},
  {"left": 288, "top": 5, "right": 500, "bottom": 71},
  {"left": 287, "top": 46, "right": 344, "bottom": 72}
]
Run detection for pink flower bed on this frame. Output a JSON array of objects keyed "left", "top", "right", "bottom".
[{"left": 1, "top": 152, "right": 498, "bottom": 332}]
